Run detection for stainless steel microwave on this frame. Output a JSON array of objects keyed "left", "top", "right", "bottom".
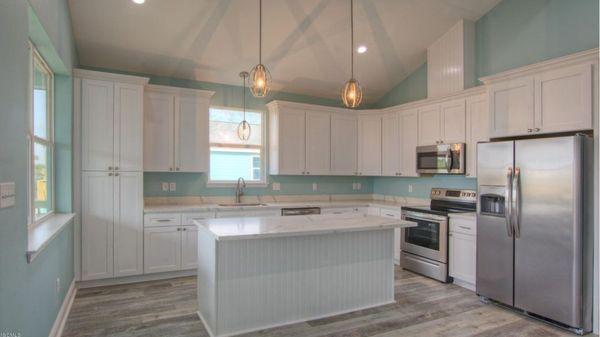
[{"left": 416, "top": 143, "right": 465, "bottom": 174}]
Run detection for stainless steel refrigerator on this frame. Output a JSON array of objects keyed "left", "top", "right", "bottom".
[{"left": 476, "top": 134, "right": 593, "bottom": 334}]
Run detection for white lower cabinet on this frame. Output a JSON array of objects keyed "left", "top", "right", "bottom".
[
  {"left": 449, "top": 215, "right": 476, "bottom": 290},
  {"left": 378, "top": 208, "right": 403, "bottom": 265},
  {"left": 143, "top": 212, "right": 214, "bottom": 274}
]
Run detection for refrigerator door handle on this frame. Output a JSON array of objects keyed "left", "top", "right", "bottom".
[
  {"left": 505, "top": 167, "right": 513, "bottom": 237},
  {"left": 513, "top": 167, "right": 521, "bottom": 238}
]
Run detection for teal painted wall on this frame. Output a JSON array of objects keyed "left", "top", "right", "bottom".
[
  {"left": 0, "top": 1, "right": 76, "bottom": 336},
  {"left": 374, "top": 63, "right": 428, "bottom": 109},
  {"left": 476, "top": 0, "right": 599, "bottom": 79},
  {"left": 373, "top": 176, "right": 477, "bottom": 199}
]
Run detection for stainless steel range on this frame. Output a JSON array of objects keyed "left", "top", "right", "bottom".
[{"left": 400, "top": 188, "right": 476, "bottom": 282}]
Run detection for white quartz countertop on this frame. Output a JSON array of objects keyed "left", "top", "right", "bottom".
[
  {"left": 195, "top": 213, "right": 417, "bottom": 240},
  {"left": 144, "top": 199, "right": 426, "bottom": 214}
]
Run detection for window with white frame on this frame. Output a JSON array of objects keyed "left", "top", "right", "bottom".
[
  {"left": 209, "top": 107, "right": 265, "bottom": 184},
  {"left": 29, "top": 44, "right": 54, "bottom": 224}
]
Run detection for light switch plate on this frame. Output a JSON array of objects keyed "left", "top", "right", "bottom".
[
  {"left": 169, "top": 182, "right": 176, "bottom": 191},
  {"left": 0, "top": 182, "right": 16, "bottom": 208},
  {"left": 161, "top": 182, "right": 169, "bottom": 192},
  {"left": 352, "top": 183, "right": 357, "bottom": 190},
  {"left": 356, "top": 183, "right": 361, "bottom": 190},
  {"left": 272, "top": 182, "right": 280, "bottom": 191},
  {"left": 408, "top": 185, "right": 413, "bottom": 193}
]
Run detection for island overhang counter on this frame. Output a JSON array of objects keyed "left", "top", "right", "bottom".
[{"left": 195, "top": 213, "right": 416, "bottom": 337}]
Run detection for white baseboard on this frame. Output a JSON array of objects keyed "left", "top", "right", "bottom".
[
  {"left": 453, "top": 278, "right": 476, "bottom": 292},
  {"left": 77, "top": 269, "right": 197, "bottom": 289},
  {"left": 49, "top": 279, "right": 76, "bottom": 337}
]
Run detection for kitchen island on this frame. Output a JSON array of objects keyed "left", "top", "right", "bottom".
[{"left": 195, "top": 213, "right": 416, "bottom": 337}]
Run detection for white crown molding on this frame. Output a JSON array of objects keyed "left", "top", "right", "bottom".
[
  {"left": 145, "top": 84, "right": 215, "bottom": 98},
  {"left": 266, "top": 100, "right": 352, "bottom": 114},
  {"left": 73, "top": 68, "right": 149, "bottom": 85},
  {"left": 479, "top": 48, "right": 599, "bottom": 84},
  {"left": 378, "top": 85, "right": 486, "bottom": 113}
]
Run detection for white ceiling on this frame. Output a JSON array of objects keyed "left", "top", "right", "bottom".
[{"left": 68, "top": 0, "right": 501, "bottom": 104}]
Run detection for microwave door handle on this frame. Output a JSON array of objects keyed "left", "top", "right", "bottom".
[
  {"left": 512, "top": 167, "right": 521, "bottom": 238},
  {"left": 505, "top": 167, "right": 513, "bottom": 237},
  {"left": 445, "top": 149, "right": 452, "bottom": 172}
]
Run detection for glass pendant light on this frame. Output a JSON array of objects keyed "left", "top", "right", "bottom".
[
  {"left": 250, "top": 0, "right": 272, "bottom": 97},
  {"left": 342, "top": 0, "right": 363, "bottom": 108},
  {"left": 237, "top": 71, "right": 251, "bottom": 141}
]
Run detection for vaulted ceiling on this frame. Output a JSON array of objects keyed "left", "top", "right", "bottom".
[{"left": 68, "top": 0, "right": 501, "bottom": 104}]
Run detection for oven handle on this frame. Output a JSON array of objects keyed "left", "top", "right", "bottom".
[{"left": 402, "top": 214, "right": 447, "bottom": 224}]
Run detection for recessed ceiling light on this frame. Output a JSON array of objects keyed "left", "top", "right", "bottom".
[
  {"left": 357, "top": 45, "right": 367, "bottom": 54},
  {"left": 132, "top": 0, "right": 145, "bottom": 4}
]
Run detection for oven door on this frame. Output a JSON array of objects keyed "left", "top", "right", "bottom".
[
  {"left": 416, "top": 143, "right": 465, "bottom": 174},
  {"left": 401, "top": 211, "right": 448, "bottom": 263}
]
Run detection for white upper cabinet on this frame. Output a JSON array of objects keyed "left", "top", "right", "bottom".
[
  {"left": 81, "top": 79, "right": 115, "bottom": 171},
  {"left": 534, "top": 64, "right": 592, "bottom": 134},
  {"left": 381, "top": 112, "right": 400, "bottom": 176},
  {"left": 418, "top": 99, "right": 466, "bottom": 146},
  {"left": 358, "top": 115, "right": 382, "bottom": 176},
  {"left": 465, "top": 94, "right": 489, "bottom": 178},
  {"left": 143, "top": 85, "right": 214, "bottom": 172},
  {"left": 484, "top": 52, "right": 594, "bottom": 138},
  {"left": 488, "top": 77, "right": 535, "bottom": 138},
  {"left": 399, "top": 109, "right": 419, "bottom": 177},
  {"left": 80, "top": 73, "right": 146, "bottom": 172},
  {"left": 305, "top": 111, "right": 331, "bottom": 175},
  {"left": 144, "top": 91, "right": 175, "bottom": 171},
  {"left": 440, "top": 98, "right": 466, "bottom": 144},
  {"left": 268, "top": 102, "right": 333, "bottom": 175},
  {"left": 331, "top": 114, "right": 358, "bottom": 175},
  {"left": 417, "top": 104, "right": 441, "bottom": 146},
  {"left": 176, "top": 94, "right": 211, "bottom": 172}
]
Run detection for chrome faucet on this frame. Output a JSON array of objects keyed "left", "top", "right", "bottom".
[{"left": 235, "top": 177, "right": 246, "bottom": 204}]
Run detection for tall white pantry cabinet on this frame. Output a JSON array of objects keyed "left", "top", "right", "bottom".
[{"left": 75, "top": 69, "right": 149, "bottom": 281}]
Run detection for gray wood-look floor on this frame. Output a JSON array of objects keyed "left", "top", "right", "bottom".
[{"left": 63, "top": 267, "right": 589, "bottom": 337}]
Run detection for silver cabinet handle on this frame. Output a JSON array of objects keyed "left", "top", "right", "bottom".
[
  {"left": 458, "top": 225, "right": 471, "bottom": 230},
  {"left": 505, "top": 167, "right": 513, "bottom": 237},
  {"left": 108, "top": 166, "right": 113, "bottom": 170},
  {"left": 534, "top": 128, "right": 540, "bottom": 132},
  {"left": 156, "top": 219, "right": 172, "bottom": 222},
  {"left": 114, "top": 173, "right": 120, "bottom": 176},
  {"left": 176, "top": 167, "right": 180, "bottom": 171},
  {"left": 108, "top": 172, "right": 113, "bottom": 176},
  {"left": 114, "top": 167, "right": 119, "bottom": 170},
  {"left": 177, "top": 228, "right": 181, "bottom": 231},
  {"left": 513, "top": 167, "right": 521, "bottom": 238},
  {"left": 182, "top": 227, "right": 187, "bottom": 231},
  {"left": 527, "top": 128, "right": 533, "bottom": 133}
]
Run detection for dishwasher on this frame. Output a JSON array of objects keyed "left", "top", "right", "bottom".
[{"left": 281, "top": 207, "right": 321, "bottom": 216}]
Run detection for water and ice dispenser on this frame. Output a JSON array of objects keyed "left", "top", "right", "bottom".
[{"left": 479, "top": 186, "right": 506, "bottom": 217}]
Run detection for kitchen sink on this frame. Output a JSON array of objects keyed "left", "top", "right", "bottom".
[{"left": 217, "top": 203, "right": 268, "bottom": 207}]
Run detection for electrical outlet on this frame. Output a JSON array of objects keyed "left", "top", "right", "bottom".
[
  {"left": 272, "top": 182, "right": 280, "bottom": 191},
  {"left": 312, "top": 183, "right": 318, "bottom": 191},
  {"left": 161, "top": 182, "right": 169, "bottom": 192},
  {"left": 169, "top": 182, "right": 176, "bottom": 191},
  {"left": 408, "top": 184, "right": 413, "bottom": 193},
  {"left": 356, "top": 182, "right": 361, "bottom": 190},
  {"left": 352, "top": 183, "right": 357, "bottom": 190},
  {"left": 0, "top": 182, "right": 16, "bottom": 208},
  {"left": 56, "top": 277, "right": 61, "bottom": 295}
]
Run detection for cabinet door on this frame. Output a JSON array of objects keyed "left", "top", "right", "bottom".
[
  {"left": 400, "top": 110, "right": 419, "bottom": 177},
  {"left": 82, "top": 172, "right": 114, "bottom": 280},
  {"left": 449, "top": 232, "right": 476, "bottom": 285},
  {"left": 176, "top": 95, "right": 209, "bottom": 172},
  {"left": 144, "top": 92, "right": 175, "bottom": 171},
  {"left": 305, "top": 111, "right": 331, "bottom": 175},
  {"left": 144, "top": 227, "right": 182, "bottom": 274},
  {"left": 380, "top": 209, "right": 402, "bottom": 264},
  {"left": 358, "top": 115, "right": 382, "bottom": 176},
  {"left": 331, "top": 114, "right": 357, "bottom": 175},
  {"left": 465, "top": 95, "right": 488, "bottom": 178},
  {"left": 114, "top": 172, "right": 143, "bottom": 277},
  {"left": 489, "top": 77, "right": 534, "bottom": 138},
  {"left": 114, "top": 83, "right": 144, "bottom": 171},
  {"left": 181, "top": 226, "right": 199, "bottom": 270},
  {"left": 278, "top": 109, "right": 306, "bottom": 174},
  {"left": 381, "top": 112, "right": 400, "bottom": 176},
  {"left": 418, "top": 104, "right": 441, "bottom": 146},
  {"left": 534, "top": 64, "right": 592, "bottom": 134},
  {"left": 440, "top": 99, "right": 466, "bottom": 143},
  {"left": 82, "top": 79, "right": 114, "bottom": 171}
]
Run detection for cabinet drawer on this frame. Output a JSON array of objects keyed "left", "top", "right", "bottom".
[
  {"left": 450, "top": 217, "right": 476, "bottom": 235},
  {"left": 379, "top": 208, "right": 402, "bottom": 219},
  {"left": 183, "top": 212, "right": 215, "bottom": 226},
  {"left": 144, "top": 213, "right": 181, "bottom": 227},
  {"left": 321, "top": 207, "right": 366, "bottom": 215}
]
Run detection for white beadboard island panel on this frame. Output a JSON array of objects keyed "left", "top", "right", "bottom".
[{"left": 197, "top": 215, "right": 415, "bottom": 337}]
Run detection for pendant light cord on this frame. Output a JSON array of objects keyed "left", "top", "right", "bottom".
[
  {"left": 259, "top": 0, "right": 262, "bottom": 64},
  {"left": 243, "top": 75, "right": 246, "bottom": 120},
  {"left": 350, "top": 0, "right": 354, "bottom": 79}
]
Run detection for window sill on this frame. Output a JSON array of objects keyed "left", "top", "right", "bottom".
[
  {"left": 206, "top": 181, "right": 269, "bottom": 188},
  {"left": 27, "top": 213, "right": 75, "bottom": 263}
]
